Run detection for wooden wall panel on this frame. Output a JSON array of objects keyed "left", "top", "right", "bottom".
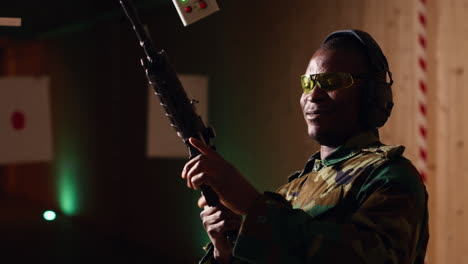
[
  {"left": 432, "top": 0, "right": 468, "bottom": 263},
  {"left": 361, "top": 0, "right": 419, "bottom": 163}
]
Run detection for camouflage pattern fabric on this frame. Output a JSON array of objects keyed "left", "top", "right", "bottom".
[{"left": 201, "top": 131, "right": 429, "bottom": 264}]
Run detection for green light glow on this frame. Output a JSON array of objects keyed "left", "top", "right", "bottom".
[
  {"left": 43, "top": 210, "right": 56, "bottom": 221},
  {"left": 56, "top": 153, "right": 80, "bottom": 216}
]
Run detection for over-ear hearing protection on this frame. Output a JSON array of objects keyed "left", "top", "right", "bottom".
[{"left": 322, "top": 29, "right": 394, "bottom": 128}]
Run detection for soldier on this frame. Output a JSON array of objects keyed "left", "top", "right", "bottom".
[{"left": 182, "top": 29, "right": 429, "bottom": 264}]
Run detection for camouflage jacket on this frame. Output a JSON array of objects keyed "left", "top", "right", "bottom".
[{"left": 201, "top": 131, "right": 429, "bottom": 264}]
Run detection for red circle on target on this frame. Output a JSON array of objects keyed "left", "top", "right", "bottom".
[{"left": 11, "top": 111, "right": 26, "bottom": 130}]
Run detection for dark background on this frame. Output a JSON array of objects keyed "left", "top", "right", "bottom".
[
  {"left": 0, "top": 0, "right": 314, "bottom": 262},
  {"left": 5, "top": 0, "right": 468, "bottom": 262}
]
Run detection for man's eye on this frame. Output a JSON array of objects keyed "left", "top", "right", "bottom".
[
  {"left": 324, "top": 77, "right": 340, "bottom": 87},
  {"left": 321, "top": 78, "right": 339, "bottom": 89}
]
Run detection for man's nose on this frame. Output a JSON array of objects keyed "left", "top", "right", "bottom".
[{"left": 304, "top": 85, "right": 327, "bottom": 102}]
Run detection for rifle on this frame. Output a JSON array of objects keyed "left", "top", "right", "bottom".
[{"left": 119, "top": 0, "right": 219, "bottom": 206}]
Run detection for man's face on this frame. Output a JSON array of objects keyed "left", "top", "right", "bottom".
[{"left": 300, "top": 48, "right": 368, "bottom": 146}]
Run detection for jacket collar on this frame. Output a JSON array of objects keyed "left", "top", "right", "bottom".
[{"left": 297, "top": 130, "right": 381, "bottom": 178}]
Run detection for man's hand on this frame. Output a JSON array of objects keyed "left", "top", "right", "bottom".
[
  {"left": 181, "top": 137, "right": 260, "bottom": 215},
  {"left": 200, "top": 197, "right": 242, "bottom": 264}
]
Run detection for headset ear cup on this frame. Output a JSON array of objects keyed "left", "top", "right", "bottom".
[
  {"left": 322, "top": 29, "right": 394, "bottom": 128},
  {"left": 362, "top": 80, "right": 393, "bottom": 128},
  {"left": 359, "top": 80, "right": 369, "bottom": 128}
]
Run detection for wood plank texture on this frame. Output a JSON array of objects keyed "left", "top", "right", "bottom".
[{"left": 432, "top": 0, "right": 468, "bottom": 263}]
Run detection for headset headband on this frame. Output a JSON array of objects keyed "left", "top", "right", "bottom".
[{"left": 322, "top": 29, "right": 393, "bottom": 85}]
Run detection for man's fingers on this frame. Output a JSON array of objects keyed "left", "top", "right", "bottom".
[
  {"left": 181, "top": 154, "right": 202, "bottom": 180},
  {"left": 184, "top": 155, "right": 207, "bottom": 189},
  {"left": 201, "top": 213, "right": 240, "bottom": 231},
  {"left": 198, "top": 195, "right": 207, "bottom": 208},
  {"left": 189, "top": 137, "right": 217, "bottom": 158},
  {"left": 205, "top": 218, "right": 241, "bottom": 239},
  {"left": 186, "top": 158, "right": 204, "bottom": 189},
  {"left": 190, "top": 172, "right": 207, "bottom": 190},
  {"left": 200, "top": 204, "right": 231, "bottom": 218}
]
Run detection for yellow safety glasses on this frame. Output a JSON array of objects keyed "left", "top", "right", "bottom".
[{"left": 301, "top": 72, "right": 369, "bottom": 93}]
